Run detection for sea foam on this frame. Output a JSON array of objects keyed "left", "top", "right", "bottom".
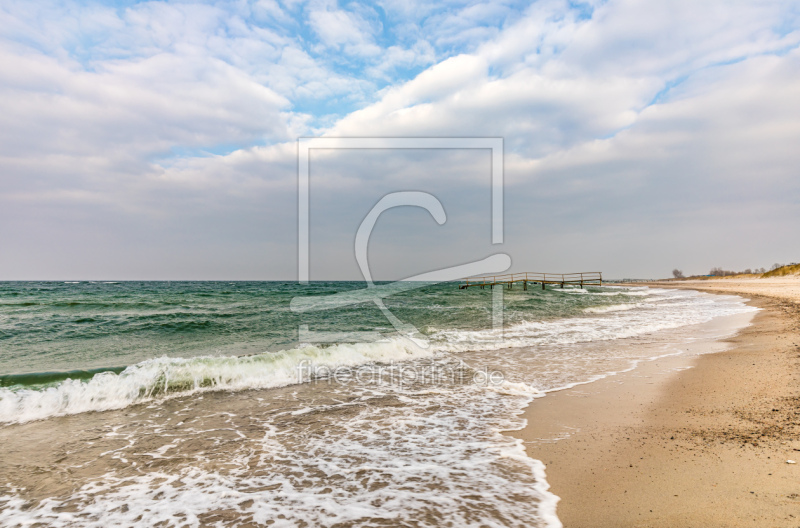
[{"left": 0, "top": 339, "right": 431, "bottom": 424}]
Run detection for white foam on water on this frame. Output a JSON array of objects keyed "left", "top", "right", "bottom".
[
  {"left": 583, "top": 303, "right": 639, "bottom": 313},
  {"left": 0, "top": 378, "right": 562, "bottom": 528},
  {"left": 0, "top": 339, "right": 432, "bottom": 424},
  {"left": 429, "top": 289, "right": 756, "bottom": 353},
  {"left": 555, "top": 287, "right": 589, "bottom": 294}
]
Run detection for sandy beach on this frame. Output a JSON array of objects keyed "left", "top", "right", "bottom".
[{"left": 512, "top": 277, "right": 800, "bottom": 527}]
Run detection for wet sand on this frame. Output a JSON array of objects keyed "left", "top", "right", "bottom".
[{"left": 512, "top": 281, "right": 800, "bottom": 527}]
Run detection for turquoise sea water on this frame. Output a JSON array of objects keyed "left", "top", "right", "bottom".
[{"left": 0, "top": 280, "right": 633, "bottom": 386}]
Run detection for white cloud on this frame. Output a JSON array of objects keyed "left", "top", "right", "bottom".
[
  {"left": 0, "top": 44, "right": 290, "bottom": 160},
  {"left": 561, "top": 0, "right": 800, "bottom": 77},
  {"left": 329, "top": 53, "right": 658, "bottom": 159},
  {"left": 307, "top": 4, "right": 382, "bottom": 57},
  {"left": 365, "top": 40, "right": 436, "bottom": 80}
]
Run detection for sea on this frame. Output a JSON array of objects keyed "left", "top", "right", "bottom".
[{"left": 0, "top": 281, "right": 758, "bottom": 527}]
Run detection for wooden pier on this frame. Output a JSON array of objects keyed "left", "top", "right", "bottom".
[{"left": 459, "top": 272, "right": 602, "bottom": 290}]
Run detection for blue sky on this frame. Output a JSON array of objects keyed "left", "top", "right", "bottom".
[{"left": 1, "top": 0, "right": 799, "bottom": 279}]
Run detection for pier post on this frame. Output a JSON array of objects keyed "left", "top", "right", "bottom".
[
  {"left": 523, "top": 281, "right": 527, "bottom": 291},
  {"left": 561, "top": 282, "right": 564, "bottom": 288},
  {"left": 542, "top": 282, "right": 545, "bottom": 290}
]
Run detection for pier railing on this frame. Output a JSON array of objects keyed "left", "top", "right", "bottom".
[{"left": 459, "top": 272, "right": 602, "bottom": 289}]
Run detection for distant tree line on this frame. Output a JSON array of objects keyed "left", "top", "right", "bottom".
[
  {"left": 671, "top": 262, "right": 799, "bottom": 279},
  {"left": 707, "top": 267, "right": 767, "bottom": 276}
]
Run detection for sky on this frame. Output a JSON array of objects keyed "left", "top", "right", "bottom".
[{"left": 1, "top": 0, "right": 799, "bottom": 280}]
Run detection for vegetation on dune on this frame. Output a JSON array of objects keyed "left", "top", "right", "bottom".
[
  {"left": 667, "top": 261, "right": 799, "bottom": 280},
  {"left": 761, "top": 263, "right": 800, "bottom": 278}
]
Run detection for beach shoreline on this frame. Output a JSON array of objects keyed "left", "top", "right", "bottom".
[{"left": 511, "top": 281, "right": 800, "bottom": 527}]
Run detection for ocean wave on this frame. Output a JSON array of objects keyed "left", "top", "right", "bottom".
[
  {"left": 583, "top": 304, "right": 639, "bottom": 314},
  {"left": 0, "top": 339, "right": 431, "bottom": 424},
  {"left": 429, "top": 290, "right": 757, "bottom": 353},
  {"left": 554, "top": 289, "right": 651, "bottom": 296}
]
